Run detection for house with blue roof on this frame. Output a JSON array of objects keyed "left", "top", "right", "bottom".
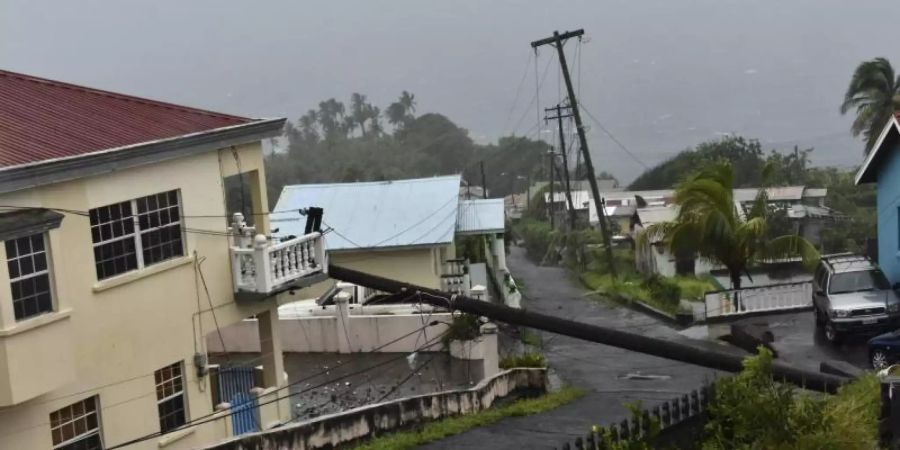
[
  {"left": 271, "top": 175, "right": 518, "bottom": 306},
  {"left": 856, "top": 112, "right": 900, "bottom": 283}
]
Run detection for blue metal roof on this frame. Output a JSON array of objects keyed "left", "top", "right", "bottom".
[
  {"left": 271, "top": 175, "right": 461, "bottom": 251},
  {"left": 456, "top": 199, "right": 505, "bottom": 235}
]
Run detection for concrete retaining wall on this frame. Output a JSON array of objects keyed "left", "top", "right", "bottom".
[{"left": 202, "top": 368, "right": 548, "bottom": 450}]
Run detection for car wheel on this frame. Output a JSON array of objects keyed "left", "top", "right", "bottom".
[
  {"left": 824, "top": 321, "right": 841, "bottom": 344},
  {"left": 872, "top": 350, "right": 889, "bottom": 370}
]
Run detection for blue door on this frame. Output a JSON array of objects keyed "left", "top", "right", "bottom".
[{"left": 218, "top": 367, "right": 259, "bottom": 435}]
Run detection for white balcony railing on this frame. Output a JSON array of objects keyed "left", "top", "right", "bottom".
[{"left": 230, "top": 213, "right": 326, "bottom": 294}]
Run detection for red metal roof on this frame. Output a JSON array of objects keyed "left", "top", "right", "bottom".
[{"left": 0, "top": 70, "right": 252, "bottom": 169}]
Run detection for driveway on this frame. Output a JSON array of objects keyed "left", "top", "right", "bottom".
[{"left": 419, "top": 246, "right": 740, "bottom": 449}]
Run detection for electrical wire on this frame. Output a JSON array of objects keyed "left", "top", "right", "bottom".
[
  {"left": 5, "top": 320, "right": 446, "bottom": 440},
  {"left": 510, "top": 55, "right": 554, "bottom": 137},
  {"left": 106, "top": 330, "right": 448, "bottom": 449},
  {"left": 578, "top": 102, "right": 650, "bottom": 170},
  {"left": 502, "top": 51, "right": 535, "bottom": 135}
]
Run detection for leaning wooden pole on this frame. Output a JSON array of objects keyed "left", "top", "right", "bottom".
[{"left": 328, "top": 264, "right": 848, "bottom": 393}]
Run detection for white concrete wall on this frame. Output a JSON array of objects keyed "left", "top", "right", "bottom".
[{"left": 209, "top": 312, "right": 451, "bottom": 354}]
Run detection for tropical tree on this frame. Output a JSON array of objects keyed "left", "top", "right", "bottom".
[
  {"left": 399, "top": 90, "right": 416, "bottom": 114},
  {"left": 386, "top": 90, "right": 417, "bottom": 129},
  {"left": 841, "top": 57, "right": 900, "bottom": 154},
  {"left": 639, "top": 161, "right": 818, "bottom": 292},
  {"left": 317, "top": 98, "right": 346, "bottom": 141}
]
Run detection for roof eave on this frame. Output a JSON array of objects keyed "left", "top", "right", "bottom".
[
  {"left": 455, "top": 228, "right": 505, "bottom": 236},
  {"left": 0, "top": 118, "right": 286, "bottom": 194},
  {"left": 327, "top": 240, "right": 453, "bottom": 253},
  {"left": 855, "top": 116, "right": 900, "bottom": 185}
]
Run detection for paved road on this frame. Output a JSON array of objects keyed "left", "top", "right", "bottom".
[
  {"left": 729, "top": 311, "right": 871, "bottom": 371},
  {"left": 420, "top": 246, "right": 741, "bottom": 450}
]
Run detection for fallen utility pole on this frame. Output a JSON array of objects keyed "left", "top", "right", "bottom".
[
  {"left": 329, "top": 264, "right": 848, "bottom": 393},
  {"left": 532, "top": 29, "right": 617, "bottom": 276},
  {"left": 545, "top": 103, "right": 577, "bottom": 230}
]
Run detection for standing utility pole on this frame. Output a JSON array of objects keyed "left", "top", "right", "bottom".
[
  {"left": 531, "top": 29, "right": 617, "bottom": 277},
  {"left": 480, "top": 161, "right": 488, "bottom": 199},
  {"left": 545, "top": 103, "right": 577, "bottom": 230},
  {"left": 547, "top": 147, "right": 555, "bottom": 228}
]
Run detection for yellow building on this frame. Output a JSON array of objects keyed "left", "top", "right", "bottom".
[{"left": 0, "top": 70, "right": 324, "bottom": 449}]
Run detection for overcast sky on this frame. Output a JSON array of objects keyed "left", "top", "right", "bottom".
[{"left": 3, "top": 0, "right": 898, "bottom": 182}]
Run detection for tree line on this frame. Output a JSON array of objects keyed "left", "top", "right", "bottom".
[{"left": 264, "top": 91, "right": 550, "bottom": 208}]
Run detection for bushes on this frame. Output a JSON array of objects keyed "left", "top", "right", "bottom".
[
  {"left": 500, "top": 352, "right": 547, "bottom": 369},
  {"left": 641, "top": 274, "right": 681, "bottom": 310},
  {"left": 442, "top": 314, "right": 480, "bottom": 346},
  {"left": 516, "top": 219, "right": 556, "bottom": 261},
  {"left": 703, "top": 348, "right": 880, "bottom": 450}
]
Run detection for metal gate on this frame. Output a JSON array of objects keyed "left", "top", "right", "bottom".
[{"left": 217, "top": 367, "right": 259, "bottom": 435}]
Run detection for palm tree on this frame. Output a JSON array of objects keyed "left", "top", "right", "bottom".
[
  {"left": 385, "top": 102, "right": 407, "bottom": 127},
  {"left": 399, "top": 90, "right": 416, "bottom": 115},
  {"left": 841, "top": 58, "right": 900, "bottom": 154},
  {"left": 640, "top": 161, "right": 818, "bottom": 292},
  {"left": 386, "top": 91, "right": 417, "bottom": 129},
  {"left": 317, "top": 99, "right": 346, "bottom": 141},
  {"left": 350, "top": 93, "right": 369, "bottom": 137}
]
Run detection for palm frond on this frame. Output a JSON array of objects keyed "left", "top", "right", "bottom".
[
  {"left": 760, "top": 235, "right": 820, "bottom": 269},
  {"left": 635, "top": 222, "right": 673, "bottom": 251}
]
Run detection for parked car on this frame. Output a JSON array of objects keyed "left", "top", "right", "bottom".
[
  {"left": 868, "top": 330, "right": 900, "bottom": 369},
  {"left": 812, "top": 254, "right": 900, "bottom": 343}
]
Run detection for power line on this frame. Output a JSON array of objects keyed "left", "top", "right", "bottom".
[
  {"left": 502, "top": 51, "right": 535, "bottom": 134},
  {"left": 106, "top": 330, "right": 448, "bottom": 449},
  {"left": 6, "top": 319, "right": 445, "bottom": 441},
  {"left": 510, "top": 55, "right": 555, "bottom": 137},
  {"left": 578, "top": 102, "right": 650, "bottom": 170}
]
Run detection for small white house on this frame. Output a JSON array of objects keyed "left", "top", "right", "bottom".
[{"left": 632, "top": 206, "right": 715, "bottom": 277}]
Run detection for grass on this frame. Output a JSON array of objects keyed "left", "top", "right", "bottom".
[
  {"left": 671, "top": 275, "right": 717, "bottom": 301},
  {"left": 351, "top": 387, "right": 586, "bottom": 450},
  {"left": 499, "top": 352, "right": 547, "bottom": 369},
  {"left": 520, "top": 328, "right": 542, "bottom": 347},
  {"left": 580, "top": 271, "right": 682, "bottom": 316}
]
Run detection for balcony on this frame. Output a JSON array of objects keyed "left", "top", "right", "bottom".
[
  {"left": 230, "top": 214, "right": 327, "bottom": 301},
  {"left": 0, "top": 311, "right": 76, "bottom": 406}
]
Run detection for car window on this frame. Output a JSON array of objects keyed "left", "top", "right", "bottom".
[{"left": 828, "top": 269, "right": 891, "bottom": 294}]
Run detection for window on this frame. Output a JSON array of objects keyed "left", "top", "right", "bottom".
[
  {"left": 89, "top": 190, "right": 183, "bottom": 280},
  {"left": 50, "top": 396, "right": 102, "bottom": 450},
  {"left": 6, "top": 233, "right": 53, "bottom": 321},
  {"left": 828, "top": 269, "right": 891, "bottom": 294},
  {"left": 155, "top": 362, "right": 187, "bottom": 432}
]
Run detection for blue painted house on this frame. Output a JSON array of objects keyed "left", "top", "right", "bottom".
[{"left": 856, "top": 113, "right": 900, "bottom": 282}]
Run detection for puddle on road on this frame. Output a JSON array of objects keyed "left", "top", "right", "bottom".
[{"left": 617, "top": 372, "right": 672, "bottom": 381}]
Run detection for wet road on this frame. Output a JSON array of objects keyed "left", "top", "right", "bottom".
[
  {"left": 730, "top": 311, "right": 871, "bottom": 371},
  {"left": 419, "top": 246, "right": 742, "bottom": 450}
]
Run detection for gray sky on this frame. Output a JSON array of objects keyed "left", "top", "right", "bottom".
[{"left": 3, "top": 0, "right": 898, "bottom": 182}]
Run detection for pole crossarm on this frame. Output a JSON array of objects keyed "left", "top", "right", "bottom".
[{"left": 531, "top": 29, "right": 585, "bottom": 48}]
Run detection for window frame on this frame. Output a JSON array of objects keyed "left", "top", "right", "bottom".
[
  {"left": 89, "top": 190, "right": 185, "bottom": 281},
  {"left": 50, "top": 396, "right": 103, "bottom": 450},
  {"left": 155, "top": 361, "right": 188, "bottom": 433},
  {"left": 5, "top": 232, "right": 55, "bottom": 322}
]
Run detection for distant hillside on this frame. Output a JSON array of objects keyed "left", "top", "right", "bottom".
[{"left": 628, "top": 136, "right": 768, "bottom": 190}]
